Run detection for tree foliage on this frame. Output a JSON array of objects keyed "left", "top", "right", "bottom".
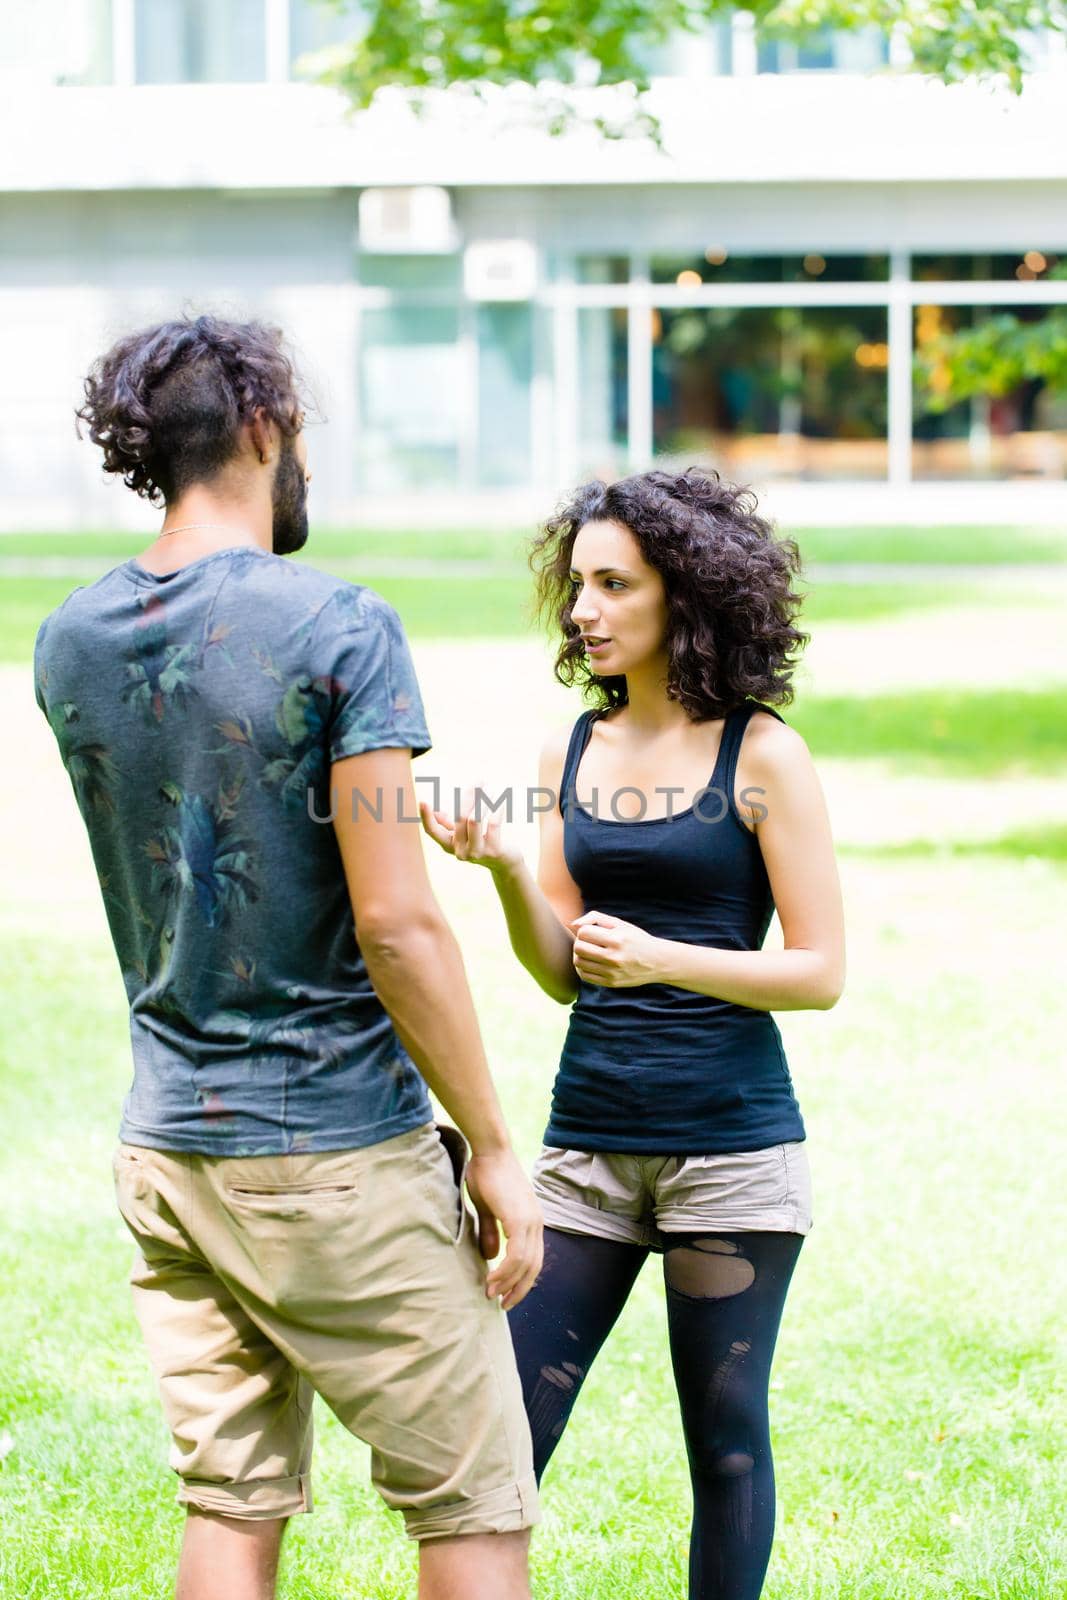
[
  {"left": 304, "top": 0, "right": 1067, "bottom": 414},
  {"left": 916, "top": 309, "right": 1067, "bottom": 409},
  {"left": 305, "top": 0, "right": 1067, "bottom": 121}
]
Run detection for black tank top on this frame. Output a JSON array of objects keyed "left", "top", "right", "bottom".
[{"left": 544, "top": 700, "right": 806, "bottom": 1155}]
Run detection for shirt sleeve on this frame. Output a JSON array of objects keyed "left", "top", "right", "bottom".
[
  {"left": 33, "top": 615, "right": 51, "bottom": 716},
  {"left": 313, "top": 585, "right": 432, "bottom": 764}
]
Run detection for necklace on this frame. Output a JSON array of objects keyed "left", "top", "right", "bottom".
[{"left": 157, "top": 522, "right": 248, "bottom": 540}]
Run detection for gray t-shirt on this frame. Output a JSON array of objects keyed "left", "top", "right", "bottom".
[{"left": 34, "top": 545, "right": 434, "bottom": 1155}]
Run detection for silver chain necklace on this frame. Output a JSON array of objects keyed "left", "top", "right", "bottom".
[{"left": 157, "top": 522, "right": 248, "bottom": 540}]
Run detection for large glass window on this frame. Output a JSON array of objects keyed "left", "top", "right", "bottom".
[
  {"left": 359, "top": 307, "right": 462, "bottom": 492},
  {"left": 912, "top": 302, "right": 1067, "bottom": 480},
  {"left": 576, "top": 256, "right": 630, "bottom": 285},
  {"left": 652, "top": 305, "right": 889, "bottom": 481},
  {"left": 290, "top": 0, "right": 364, "bottom": 72},
  {"left": 134, "top": 0, "right": 266, "bottom": 84},
  {"left": 630, "top": 20, "right": 734, "bottom": 78},
  {"left": 757, "top": 28, "right": 889, "bottom": 73},
  {"left": 650, "top": 252, "right": 889, "bottom": 285},
  {"left": 357, "top": 254, "right": 462, "bottom": 292},
  {"left": 913, "top": 252, "right": 1063, "bottom": 283},
  {"left": 477, "top": 305, "right": 533, "bottom": 487},
  {"left": 577, "top": 308, "right": 629, "bottom": 480}
]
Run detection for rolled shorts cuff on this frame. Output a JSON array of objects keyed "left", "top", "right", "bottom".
[
  {"left": 538, "top": 1191, "right": 813, "bottom": 1245},
  {"left": 537, "top": 1191, "right": 657, "bottom": 1248},
  {"left": 657, "top": 1205, "right": 814, "bottom": 1236},
  {"left": 177, "top": 1471, "right": 313, "bottom": 1520},
  {"left": 402, "top": 1471, "right": 541, "bottom": 1542}
]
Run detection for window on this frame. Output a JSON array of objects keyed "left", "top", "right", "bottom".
[
  {"left": 913, "top": 252, "right": 1063, "bottom": 284},
  {"left": 757, "top": 28, "right": 889, "bottom": 74},
  {"left": 913, "top": 302, "right": 1067, "bottom": 480},
  {"left": 357, "top": 254, "right": 462, "bottom": 292},
  {"left": 576, "top": 256, "right": 630, "bottom": 285},
  {"left": 134, "top": 0, "right": 266, "bottom": 84},
  {"left": 577, "top": 308, "right": 629, "bottom": 480},
  {"left": 477, "top": 305, "right": 534, "bottom": 487},
  {"left": 650, "top": 253, "right": 889, "bottom": 285},
  {"left": 652, "top": 305, "right": 889, "bottom": 481},
  {"left": 359, "top": 307, "right": 463, "bottom": 492},
  {"left": 629, "top": 20, "right": 734, "bottom": 79},
  {"left": 290, "top": 0, "right": 363, "bottom": 73}
]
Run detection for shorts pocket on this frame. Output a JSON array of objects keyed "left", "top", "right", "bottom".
[
  {"left": 423, "top": 1124, "right": 474, "bottom": 1247},
  {"left": 531, "top": 1145, "right": 599, "bottom": 1204},
  {"left": 113, "top": 1143, "right": 151, "bottom": 1203},
  {"left": 782, "top": 1141, "right": 814, "bottom": 1231},
  {"left": 222, "top": 1155, "right": 361, "bottom": 1216},
  {"left": 226, "top": 1181, "right": 358, "bottom": 1201}
]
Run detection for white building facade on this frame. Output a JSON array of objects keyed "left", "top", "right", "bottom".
[{"left": 2, "top": 1, "right": 1067, "bottom": 528}]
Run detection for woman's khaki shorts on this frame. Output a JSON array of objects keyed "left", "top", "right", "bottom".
[
  {"left": 532, "top": 1140, "right": 813, "bottom": 1248},
  {"left": 112, "top": 1122, "right": 538, "bottom": 1539}
]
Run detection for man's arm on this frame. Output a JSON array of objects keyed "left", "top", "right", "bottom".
[{"left": 330, "top": 745, "right": 542, "bottom": 1309}]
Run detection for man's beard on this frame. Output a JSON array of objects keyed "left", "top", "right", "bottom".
[{"left": 271, "top": 437, "right": 309, "bottom": 555}]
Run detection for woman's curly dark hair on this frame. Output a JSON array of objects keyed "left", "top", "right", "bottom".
[
  {"left": 75, "top": 313, "right": 309, "bottom": 506},
  {"left": 529, "top": 468, "right": 809, "bottom": 721}
]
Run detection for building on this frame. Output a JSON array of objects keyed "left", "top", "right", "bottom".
[{"left": 2, "top": 1, "right": 1066, "bottom": 529}]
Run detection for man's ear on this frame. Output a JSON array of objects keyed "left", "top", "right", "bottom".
[{"left": 247, "top": 407, "right": 276, "bottom": 465}]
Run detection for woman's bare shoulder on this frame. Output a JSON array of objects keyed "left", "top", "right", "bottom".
[
  {"left": 539, "top": 717, "right": 579, "bottom": 782},
  {"left": 743, "top": 708, "right": 813, "bottom": 773}
]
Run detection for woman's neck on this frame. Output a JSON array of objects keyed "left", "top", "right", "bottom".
[{"left": 612, "top": 662, "right": 692, "bottom": 735}]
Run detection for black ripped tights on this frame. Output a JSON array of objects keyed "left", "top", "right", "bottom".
[{"left": 507, "top": 1226, "right": 804, "bottom": 1600}]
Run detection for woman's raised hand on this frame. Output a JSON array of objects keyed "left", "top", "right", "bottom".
[{"left": 419, "top": 783, "right": 524, "bottom": 874}]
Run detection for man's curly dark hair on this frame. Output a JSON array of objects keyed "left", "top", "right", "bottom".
[
  {"left": 75, "top": 313, "right": 309, "bottom": 506},
  {"left": 529, "top": 468, "right": 809, "bottom": 721}
]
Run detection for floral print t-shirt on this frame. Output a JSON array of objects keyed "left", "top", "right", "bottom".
[{"left": 34, "top": 546, "right": 434, "bottom": 1155}]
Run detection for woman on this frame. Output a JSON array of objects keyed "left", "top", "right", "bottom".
[{"left": 419, "top": 468, "right": 845, "bottom": 1600}]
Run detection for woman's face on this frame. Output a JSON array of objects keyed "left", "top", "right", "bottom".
[{"left": 568, "top": 519, "right": 669, "bottom": 678}]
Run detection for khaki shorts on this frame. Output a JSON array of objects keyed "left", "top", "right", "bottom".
[
  {"left": 532, "top": 1140, "right": 813, "bottom": 1248},
  {"left": 113, "top": 1122, "right": 538, "bottom": 1539}
]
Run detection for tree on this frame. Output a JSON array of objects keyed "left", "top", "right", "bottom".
[
  {"left": 304, "top": 0, "right": 1066, "bottom": 132},
  {"left": 304, "top": 0, "right": 1067, "bottom": 426},
  {"left": 915, "top": 274, "right": 1067, "bottom": 413}
]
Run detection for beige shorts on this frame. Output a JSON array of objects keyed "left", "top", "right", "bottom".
[
  {"left": 112, "top": 1122, "right": 538, "bottom": 1540},
  {"left": 532, "top": 1140, "right": 813, "bottom": 1248}
]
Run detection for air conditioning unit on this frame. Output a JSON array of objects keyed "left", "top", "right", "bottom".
[
  {"left": 358, "top": 186, "right": 459, "bottom": 253},
  {"left": 464, "top": 240, "right": 538, "bottom": 302}
]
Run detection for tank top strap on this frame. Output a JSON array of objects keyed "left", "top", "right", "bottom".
[
  {"left": 710, "top": 700, "right": 786, "bottom": 803},
  {"left": 558, "top": 708, "right": 601, "bottom": 817}
]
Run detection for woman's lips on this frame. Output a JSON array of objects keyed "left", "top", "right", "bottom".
[{"left": 583, "top": 637, "right": 612, "bottom": 655}]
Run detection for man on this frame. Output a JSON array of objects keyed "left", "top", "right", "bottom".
[{"left": 34, "top": 313, "right": 542, "bottom": 1600}]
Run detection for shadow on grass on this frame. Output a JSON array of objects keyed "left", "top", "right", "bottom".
[{"left": 791, "top": 688, "right": 1067, "bottom": 777}]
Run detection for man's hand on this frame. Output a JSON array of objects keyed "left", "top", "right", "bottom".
[
  {"left": 464, "top": 1148, "right": 544, "bottom": 1310},
  {"left": 570, "top": 910, "right": 666, "bottom": 988}
]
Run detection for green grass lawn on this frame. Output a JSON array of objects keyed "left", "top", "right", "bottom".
[
  {"left": 3, "top": 538, "right": 1066, "bottom": 1596},
  {"left": 2, "top": 847, "right": 1065, "bottom": 1599},
  {"left": 0, "top": 566, "right": 1052, "bottom": 667},
  {"left": 790, "top": 688, "right": 1067, "bottom": 778},
  {"left": 3, "top": 522, "right": 1062, "bottom": 668},
  {"left": 2, "top": 523, "right": 1066, "bottom": 567},
  {"left": 842, "top": 822, "right": 1067, "bottom": 863},
  {"left": 4, "top": 571, "right": 1027, "bottom": 662}
]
